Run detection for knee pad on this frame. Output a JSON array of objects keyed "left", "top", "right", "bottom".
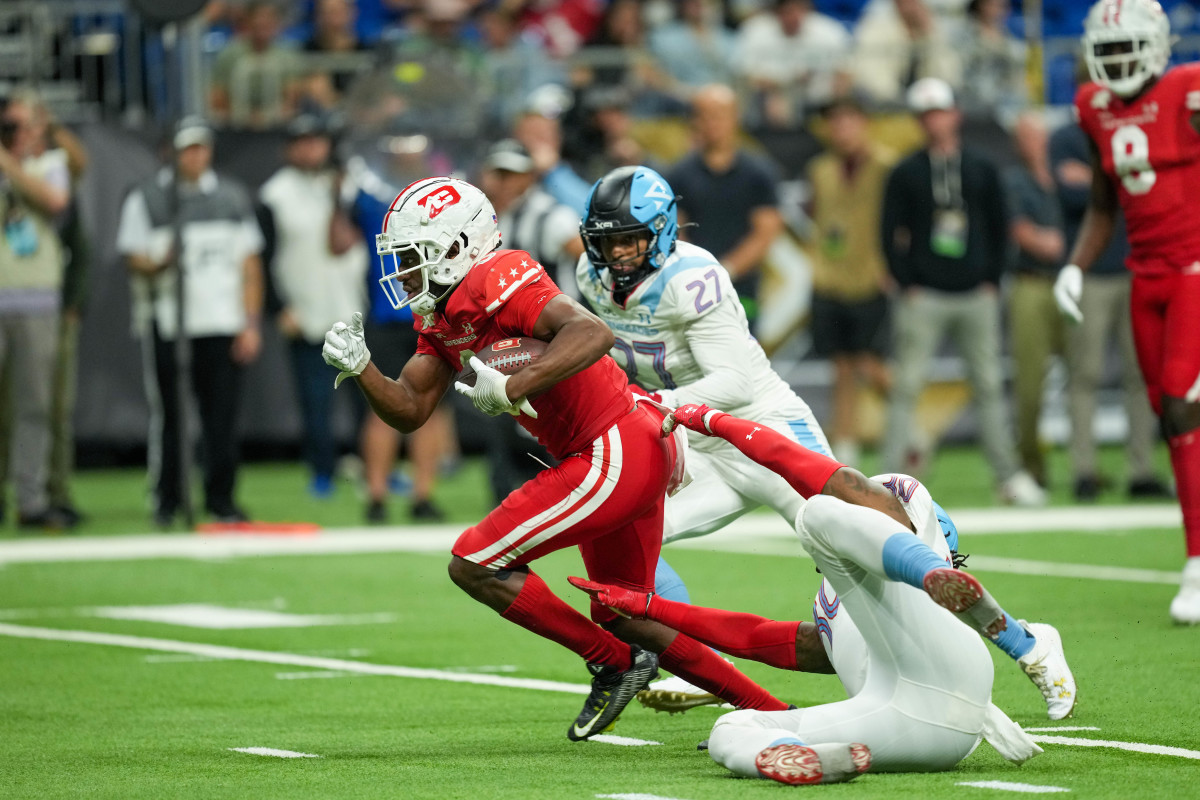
[{"left": 1161, "top": 396, "right": 1200, "bottom": 439}]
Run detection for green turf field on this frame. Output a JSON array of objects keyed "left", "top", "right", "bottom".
[{"left": 1, "top": 447, "right": 1196, "bottom": 799}]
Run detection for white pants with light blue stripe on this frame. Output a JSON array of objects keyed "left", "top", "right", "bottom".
[{"left": 663, "top": 412, "right": 831, "bottom": 544}]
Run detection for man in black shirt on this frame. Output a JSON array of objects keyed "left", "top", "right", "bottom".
[
  {"left": 668, "top": 84, "right": 783, "bottom": 327},
  {"left": 880, "top": 78, "right": 1044, "bottom": 506}
]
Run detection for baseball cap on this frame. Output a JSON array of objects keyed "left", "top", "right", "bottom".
[
  {"left": 173, "top": 116, "right": 213, "bottom": 150},
  {"left": 484, "top": 139, "right": 534, "bottom": 174},
  {"left": 286, "top": 112, "right": 332, "bottom": 140},
  {"left": 522, "top": 83, "right": 573, "bottom": 120},
  {"left": 906, "top": 77, "right": 956, "bottom": 114}
]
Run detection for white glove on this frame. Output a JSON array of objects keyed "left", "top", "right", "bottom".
[
  {"left": 1053, "top": 264, "right": 1084, "bottom": 324},
  {"left": 323, "top": 311, "right": 371, "bottom": 388},
  {"left": 454, "top": 356, "right": 538, "bottom": 419}
]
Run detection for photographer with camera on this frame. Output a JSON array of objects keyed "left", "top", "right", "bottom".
[{"left": 0, "top": 89, "right": 74, "bottom": 530}]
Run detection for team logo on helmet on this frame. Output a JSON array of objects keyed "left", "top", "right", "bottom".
[{"left": 417, "top": 186, "right": 462, "bottom": 220}]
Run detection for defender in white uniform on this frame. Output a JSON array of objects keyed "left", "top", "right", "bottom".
[
  {"left": 576, "top": 167, "right": 831, "bottom": 544},
  {"left": 572, "top": 404, "right": 1043, "bottom": 785}
]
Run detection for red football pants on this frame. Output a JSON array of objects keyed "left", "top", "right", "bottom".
[
  {"left": 1129, "top": 270, "right": 1200, "bottom": 414},
  {"left": 453, "top": 403, "right": 675, "bottom": 622}
]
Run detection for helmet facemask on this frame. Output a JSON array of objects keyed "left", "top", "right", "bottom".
[
  {"left": 376, "top": 235, "right": 464, "bottom": 317},
  {"left": 581, "top": 217, "right": 666, "bottom": 291}
]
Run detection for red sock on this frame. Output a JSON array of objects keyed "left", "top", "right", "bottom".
[
  {"left": 501, "top": 570, "right": 632, "bottom": 669},
  {"left": 1169, "top": 431, "right": 1200, "bottom": 557},
  {"left": 649, "top": 595, "right": 800, "bottom": 671},
  {"left": 658, "top": 634, "right": 789, "bottom": 711}
]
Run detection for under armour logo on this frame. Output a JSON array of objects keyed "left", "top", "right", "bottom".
[{"left": 747, "top": 426, "right": 761, "bottom": 440}]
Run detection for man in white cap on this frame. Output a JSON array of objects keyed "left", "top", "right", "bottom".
[
  {"left": 879, "top": 78, "right": 1045, "bottom": 507},
  {"left": 116, "top": 117, "right": 265, "bottom": 526}
]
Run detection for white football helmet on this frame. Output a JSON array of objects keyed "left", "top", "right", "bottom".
[
  {"left": 376, "top": 177, "right": 500, "bottom": 316},
  {"left": 1082, "top": 0, "right": 1170, "bottom": 98}
]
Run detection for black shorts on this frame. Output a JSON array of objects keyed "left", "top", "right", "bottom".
[
  {"left": 810, "top": 291, "right": 889, "bottom": 358},
  {"left": 365, "top": 320, "right": 420, "bottom": 379}
]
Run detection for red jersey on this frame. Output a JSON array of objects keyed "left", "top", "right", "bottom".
[
  {"left": 415, "top": 249, "right": 633, "bottom": 459},
  {"left": 1075, "top": 63, "right": 1200, "bottom": 274}
]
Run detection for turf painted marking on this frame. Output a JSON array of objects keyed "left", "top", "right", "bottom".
[
  {"left": 1023, "top": 726, "right": 1101, "bottom": 732},
  {"left": 89, "top": 603, "right": 397, "bottom": 629},
  {"left": 1026, "top": 735, "right": 1200, "bottom": 760},
  {"left": 0, "top": 623, "right": 589, "bottom": 695},
  {"left": 229, "top": 747, "right": 321, "bottom": 759},
  {"left": 589, "top": 735, "right": 663, "bottom": 746},
  {"left": 957, "top": 781, "right": 1070, "bottom": 793},
  {"left": 275, "top": 670, "right": 358, "bottom": 680},
  {"left": 596, "top": 794, "right": 688, "bottom": 800}
]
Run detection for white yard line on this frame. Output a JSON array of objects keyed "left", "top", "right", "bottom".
[
  {"left": 4, "top": 622, "right": 1198, "bottom": 763},
  {"left": 588, "top": 735, "right": 663, "bottom": 747},
  {"left": 228, "top": 747, "right": 320, "bottom": 759},
  {"left": 0, "top": 622, "right": 588, "bottom": 696},
  {"left": 1022, "top": 727, "right": 1101, "bottom": 733},
  {"left": 597, "top": 794, "right": 689, "bottom": 800},
  {"left": 957, "top": 781, "right": 1070, "bottom": 793},
  {"left": 1025, "top": 735, "right": 1200, "bottom": 760}
]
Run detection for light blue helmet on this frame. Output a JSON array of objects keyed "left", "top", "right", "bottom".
[
  {"left": 931, "top": 500, "right": 960, "bottom": 554},
  {"left": 580, "top": 165, "right": 679, "bottom": 289}
]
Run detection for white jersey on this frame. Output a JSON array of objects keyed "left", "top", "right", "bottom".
[{"left": 576, "top": 241, "right": 820, "bottom": 456}]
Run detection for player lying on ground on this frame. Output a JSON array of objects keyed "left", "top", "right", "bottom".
[
  {"left": 321, "top": 178, "right": 792, "bottom": 741},
  {"left": 572, "top": 403, "right": 1050, "bottom": 785},
  {"left": 1053, "top": 0, "right": 1200, "bottom": 624},
  {"left": 575, "top": 165, "right": 1079, "bottom": 716}
]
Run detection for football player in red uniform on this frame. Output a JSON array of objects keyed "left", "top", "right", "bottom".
[
  {"left": 321, "top": 177, "right": 790, "bottom": 739},
  {"left": 1055, "top": 0, "right": 1200, "bottom": 624}
]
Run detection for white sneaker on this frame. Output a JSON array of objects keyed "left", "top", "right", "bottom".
[
  {"left": 636, "top": 674, "right": 731, "bottom": 714},
  {"left": 1017, "top": 621, "right": 1077, "bottom": 720},
  {"left": 999, "top": 471, "right": 1048, "bottom": 507}
]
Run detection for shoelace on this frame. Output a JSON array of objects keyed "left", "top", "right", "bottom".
[{"left": 1023, "top": 661, "right": 1054, "bottom": 700}]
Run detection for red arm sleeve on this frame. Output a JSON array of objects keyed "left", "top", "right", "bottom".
[
  {"left": 646, "top": 594, "right": 801, "bottom": 671},
  {"left": 707, "top": 413, "right": 845, "bottom": 499}
]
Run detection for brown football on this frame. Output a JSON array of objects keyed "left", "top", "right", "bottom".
[{"left": 457, "top": 337, "right": 549, "bottom": 387}]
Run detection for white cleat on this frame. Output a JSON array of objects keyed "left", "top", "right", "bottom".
[
  {"left": 755, "top": 742, "right": 872, "bottom": 786},
  {"left": 1170, "top": 559, "right": 1200, "bottom": 625},
  {"left": 1169, "top": 585, "right": 1200, "bottom": 625},
  {"left": 1018, "top": 621, "right": 1077, "bottom": 720},
  {"left": 999, "top": 470, "right": 1048, "bottom": 507},
  {"left": 636, "top": 674, "right": 731, "bottom": 714}
]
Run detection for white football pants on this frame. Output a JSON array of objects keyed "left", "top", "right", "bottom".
[
  {"left": 708, "top": 495, "right": 994, "bottom": 776},
  {"left": 663, "top": 413, "right": 831, "bottom": 544}
]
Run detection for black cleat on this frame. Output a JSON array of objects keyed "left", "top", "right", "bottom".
[{"left": 568, "top": 645, "right": 659, "bottom": 741}]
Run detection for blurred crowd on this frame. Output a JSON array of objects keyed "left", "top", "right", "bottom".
[{"left": 0, "top": 0, "right": 1177, "bottom": 531}]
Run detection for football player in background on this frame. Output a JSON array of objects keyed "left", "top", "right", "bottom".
[
  {"left": 578, "top": 165, "right": 1077, "bottom": 718},
  {"left": 1053, "top": 0, "right": 1200, "bottom": 624},
  {"left": 320, "top": 177, "right": 792, "bottom": 741},
  {"left": 572, "top": 402, "right": 1043, "bottom": 786}
]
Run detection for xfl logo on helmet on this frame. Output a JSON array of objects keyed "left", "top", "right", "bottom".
[{"left": 417, "top": 186, "right": 462, "bottom": 219}]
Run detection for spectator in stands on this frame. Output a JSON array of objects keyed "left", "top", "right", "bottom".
[
  {"left": 956, "top": 0, "right": 1027, "bottom": 119},
  {"left": 1048, "top": 120, "right": 1170, "bottom": 502},
  {"left": 569, "top": 85, "right": 661, "bottom": 183},
  {"left": 805, "top": 92, "right": 895, "bottom": 468},
  {"left": 1003, "top": 112, "right": 1064, "bottom": 488},
  {"left": 515, "top": 0, "right": 607, "bottom": 60},
  {"left": 343, "top": 152, "right": 449, "bottom": 522},
  {"left": 575, "top": 0, "right": 682, "bottom": 114},
  {"left": 209, "top": 1, "right": 303, "bottom": 129},
  {"left": 0, "top": 90, "right": 74, "bottom": 530},
  {"left": 734, "top": 0, "right": 852, "bottom": 128},
  {"left": 513, "top": 84, "right": 592, "bottom": 214},
  {"left": 299, "top": 0, "right": 373, "bottom": 109},
  {"left": 851, "top": 0, "right": 960, "bottom": 106},
  {"left": 259, "top": 113, "right": 368, "bottom": 498},
  {"left": 477, "top": 4, "right": 565, "bottom": 130},
  {"left": 116, "top": 119, "right": 265, "bottom": 526},
  {"left": 649, "top": 0, "right": 736, "bottom": 92},
  {"left": 668, "top": 84, "right": 784, "bottom": 328},
  {"left": 879, "top": 78, "right": 1043, "bottom": 505}
]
